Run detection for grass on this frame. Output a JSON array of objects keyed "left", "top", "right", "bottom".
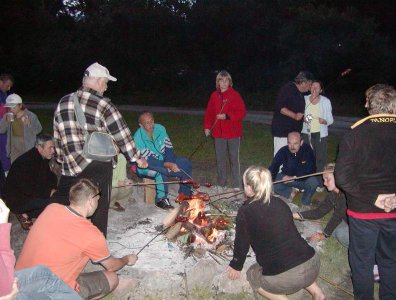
[{"left": 33, "top": 108, "right": 361, "bottom": 299}]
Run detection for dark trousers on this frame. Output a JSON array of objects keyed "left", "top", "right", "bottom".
[
  {"left": 51, "top": 161, "right": 113, "bottom": 237},
  {"left": 349, "top": 217, "right": 396, "bottom": 299},
  {"left": 13, "top": 197, "right": 51, "bottom": 219},
  {"left": 214, "top": 137, "right": 241, "bottom": 188},
  {"left": 302, "top": 133, "right": 327, "bottom": 186}
]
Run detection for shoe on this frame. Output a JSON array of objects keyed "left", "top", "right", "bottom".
[
  {"left": 316, "top": 187, "right": 325, "bottom": 193},
  {"left": 110, "top": 202, "right": 125, "bottom": 212},
  {"left": 15, "top": 214, "right": 33, "bottom": 230},
  {"left": 300, "top": 205, "right": 312, "bottom": 211},
  {"left": 155, "top": 198, "right": 174, "bottom": 210}
]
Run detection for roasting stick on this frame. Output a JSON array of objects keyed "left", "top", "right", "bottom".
[
  {"left": 318, "top": 275, "right": 354, "bottom": 297},
  {"left": 113, "top": 179, "right": 195, "bottom": 188},
  {"left": 273, "top": 171, "right": 333, "bottom": 184}
]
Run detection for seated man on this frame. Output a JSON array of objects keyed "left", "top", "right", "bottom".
[
  {"left": 133, "top": 112, "right": 194, "bottom": 210},
  {"left": 16, "top": 178, "right": 138, "bottom": 299},
  {"left": 3, "top": 134, "right": 57, "bottom": 230},
  {"left": 269, "top": 132, "right": 319, "bottom": 206},
  {"left": 293, "top": 163, "right": 349, "bottom": 248}
]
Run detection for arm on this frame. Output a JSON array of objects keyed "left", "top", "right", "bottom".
[
  {"left": 298, "top": 193, "right": 334, "bottom": 220},
  {"left": 203, "top": 93, "right": 217, "bottom": 130},
  {"left": 27, "top": 112, "right": 42, "bottom": 135},
  {"left": 320, "top": 97, "right": 334, "bottom": 126},
  {"left": 0, "top": 200, "right": 15, "bottom": 297},
  {"left": 280, "top": 107, "right": 304, "bottom": 121},
  {"left": 100, "top": 254, "right": 137, "bottom": 272},
  {"left": 225, "top": 91, "right": 246, "bottom": 121},
  {"left": 335, "top": 134, "right": 360, "bottom": 198},
  {"left": 268, "top": 151, "right": 283, "bottom": 181},
  {"left": 0, "top": 117, "right": 8, "bottom": 134},
  {"left": 296, "top": 145, "right": 316, "bottom": 177},
  {"left": 229, "top": 210, "right": 250, "bottom": 272}
]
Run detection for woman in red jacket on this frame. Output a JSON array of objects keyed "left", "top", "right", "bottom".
[{"left": 204, "top": 70, "right": 246, "bottom": 190}]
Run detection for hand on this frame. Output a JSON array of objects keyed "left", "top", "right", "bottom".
[
  {"left": 164, "top": 162, "right": 180, "bottom": 173},
  {"left": 0, "top": 278, "right": 18, "bottom": 300},
  {"left": 318, "top": 117, "right": 326, "bottom": 125},
  {"left": 0, "top": 199, "right": 10, "bottom": 224},
  {"left": 204, "top": 129, "right": 211, "bottom": 137},
  {"left": 136, "top": 158, "right": 148, "bottom": 169},
  {"left": 295, "top": 113, "right": 304, "bottom": 121},
  {"left": 125, "top": 254, "right": 138, "bottom": 266},
  {"left": 374, "top": 193, "right": 396, "bottom": 211},
  {"left": 226, "top": 266, "right": 241, "bottom": 280},
  {"left": 309, "top": 232, "right": 326, "bottom": 243},
  {"left": 5, "top": 113, "right": 14, "bottom": 123},
  {"left": 384, "top": 195, "right": 396, "bottom": 212},
  {"left": 282, "top": 175, "right": 295, "bottom": 183},
  {"left": 293, "top": 212, "right": 302, "bottom": 220},
  {"left": 216, "top": 114, "right": 226, "bottom": 120},
  {"left": 21, "top": 115, "right": 30, "bottom": 126}
]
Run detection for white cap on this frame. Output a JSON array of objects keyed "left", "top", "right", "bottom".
[
  {"left": 84, "top": 62, "right": 117, "bottom": 81},
  {"left": 4, "top": 94, "right": 22, "bottom": 107}
]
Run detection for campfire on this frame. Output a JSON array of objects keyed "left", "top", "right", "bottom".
[{"left": 162, "top": 194, "right": 232, "bottom": 248}]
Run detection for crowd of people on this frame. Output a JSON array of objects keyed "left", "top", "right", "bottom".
[{"left": 0, "top": 65, "right": 394, "bottom": 299}]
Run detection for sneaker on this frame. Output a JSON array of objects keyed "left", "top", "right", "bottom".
[
  {"left": 316, "top": 187, "right": 325, "bottom": 193},
  {"left": 155, "top": 198, "right": 174, "bottom": 210},
  {"left": 110, "top": 201, "right": 126, "bottom": 212}
]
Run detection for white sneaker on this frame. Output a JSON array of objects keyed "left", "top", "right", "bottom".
[{"left": 316, "top": 187, "right": 325, "bottom": 192}]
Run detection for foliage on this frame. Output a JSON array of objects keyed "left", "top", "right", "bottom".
[{"left": 0, "top": 1, "right": 395, "bottom": 116}]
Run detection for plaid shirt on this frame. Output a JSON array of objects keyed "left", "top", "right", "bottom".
[{"left": 54, "top": 87, "right": 139, "bottom": 176}]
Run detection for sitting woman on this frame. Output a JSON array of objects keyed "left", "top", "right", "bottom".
[{"left": 227, "top": 165, "right": 325, "bottom": 300}]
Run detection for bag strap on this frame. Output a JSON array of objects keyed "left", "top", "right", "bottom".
[{"left": 72, "top": 93, "right": 88, "bottom": 135}]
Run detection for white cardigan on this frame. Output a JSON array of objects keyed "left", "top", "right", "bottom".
[{"left": 302, "top": 95, "right": 334, "bottom": 138}]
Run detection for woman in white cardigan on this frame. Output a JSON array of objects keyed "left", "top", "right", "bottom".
[{"left": 302, "top": 80, "right": 333, "bottom": 187}]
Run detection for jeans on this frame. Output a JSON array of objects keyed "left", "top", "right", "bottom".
[
  {"left": 15, "top": 265, "right": 82, "bottom": 300},
  {"left": 137, "top": 157, "right": 192, "bottom": 202},
  {"left": 348, "top": 217, "right": 396, "bottom": 299},
  {"left": 332, "top": 220, "right": 349, "bottom": 248},
  {"left": 273, "top": 172, "right": 319, "bottom": 205},
  {"left": 302, "top": 133, "right": 327, "bottom": 187}
]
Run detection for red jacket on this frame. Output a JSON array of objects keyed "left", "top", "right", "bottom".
[{"left": 204, "top": 87, "right": 246, "bottom": 139}]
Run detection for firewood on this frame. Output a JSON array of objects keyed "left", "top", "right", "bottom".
[{"left": 165, "top": 222, "right": 183, "bottom": 240}]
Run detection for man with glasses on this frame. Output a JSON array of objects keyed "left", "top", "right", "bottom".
[
  {"left": 16, "top": 179, "right": 138, "bottom": 299},
  {"left": 52, "top": 62, "right": 147, "bottom": 237}
]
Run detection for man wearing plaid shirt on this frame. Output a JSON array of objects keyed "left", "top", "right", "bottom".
[{"left": 52, "top": 62, "right": 147, "bottom": 237}]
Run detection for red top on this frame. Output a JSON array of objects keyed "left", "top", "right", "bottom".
[{"left": 204, "top": 87, "right": 246, "bottom": 139}]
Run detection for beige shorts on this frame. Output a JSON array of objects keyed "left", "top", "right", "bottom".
[{"left": 247, "top": 252, "right": 320, "bottom": 295}]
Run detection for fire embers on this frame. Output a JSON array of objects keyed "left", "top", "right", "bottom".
[{"left": 163, "top": 198, "right": 231, "bottom": 246}]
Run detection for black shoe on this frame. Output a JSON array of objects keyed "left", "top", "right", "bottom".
[{"left": 155, "top": 198, "right": 174, "bottom": 210}]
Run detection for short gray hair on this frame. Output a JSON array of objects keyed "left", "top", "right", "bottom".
[
  {"left": 35, "top": 134, "right": 54, "bottom": 147},
  {"left": 365, "top": 84, "right": 396, "bottom": 114}
]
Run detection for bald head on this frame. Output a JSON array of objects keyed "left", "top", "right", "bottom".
[{"left": 287, "top": 132, "right": 303, "bottom": 154}]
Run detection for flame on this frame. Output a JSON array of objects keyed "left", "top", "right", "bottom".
[
  {"left": 187, "top": 199, "right": 205, "bottom": 221},
  {"left": 207, "top": 228, "right": 218, "bottom": 243}
]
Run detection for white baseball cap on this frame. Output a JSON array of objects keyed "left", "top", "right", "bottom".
[
  {"left": 84, "top": 62, "right": 117, "bottom": 81},
  {"left": 4, "top": 94, "right": 22, "bottom": 107}
]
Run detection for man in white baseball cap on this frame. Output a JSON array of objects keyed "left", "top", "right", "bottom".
[
  {"left": 52, "top": 62, "right": 147, "bottom": 237},
  {"left": 84, "top": 62, "right": 117, "bottom": 82},
  {"left": 4, "top": 94, "right": 22, "bottom": 108}
]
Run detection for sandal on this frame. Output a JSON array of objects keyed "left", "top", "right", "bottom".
[{"left": 15, "top": 214, "right": 33, "bottom": 230}]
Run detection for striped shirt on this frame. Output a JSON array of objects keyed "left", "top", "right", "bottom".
[{"left": 54, "top": 87, "right": 139, "bottom": 176}]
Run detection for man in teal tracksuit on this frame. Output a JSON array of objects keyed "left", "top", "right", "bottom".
[{"left": 133, "top": 112, "right": 193, "bottom": 210}]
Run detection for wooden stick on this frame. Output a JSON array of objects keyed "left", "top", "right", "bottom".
[
  {"left": 205, "top": 213, "right": 237, "bottom": 217},
  {"left": 113, "top": 180, "right": 192, "bottom": 188},
  {"left": 318, "top": 275, "right": 354, "bottom": 297},
  {"left": 273, "top": 171, "right": 333, "bottom": 184}
]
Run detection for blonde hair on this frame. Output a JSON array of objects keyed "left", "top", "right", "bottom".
[
  {"left": 215, "top": 70, "right": 233, "bottom": 89},
  {"left": 243, "top": 166, "right": 272, "bottom": 203}
]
